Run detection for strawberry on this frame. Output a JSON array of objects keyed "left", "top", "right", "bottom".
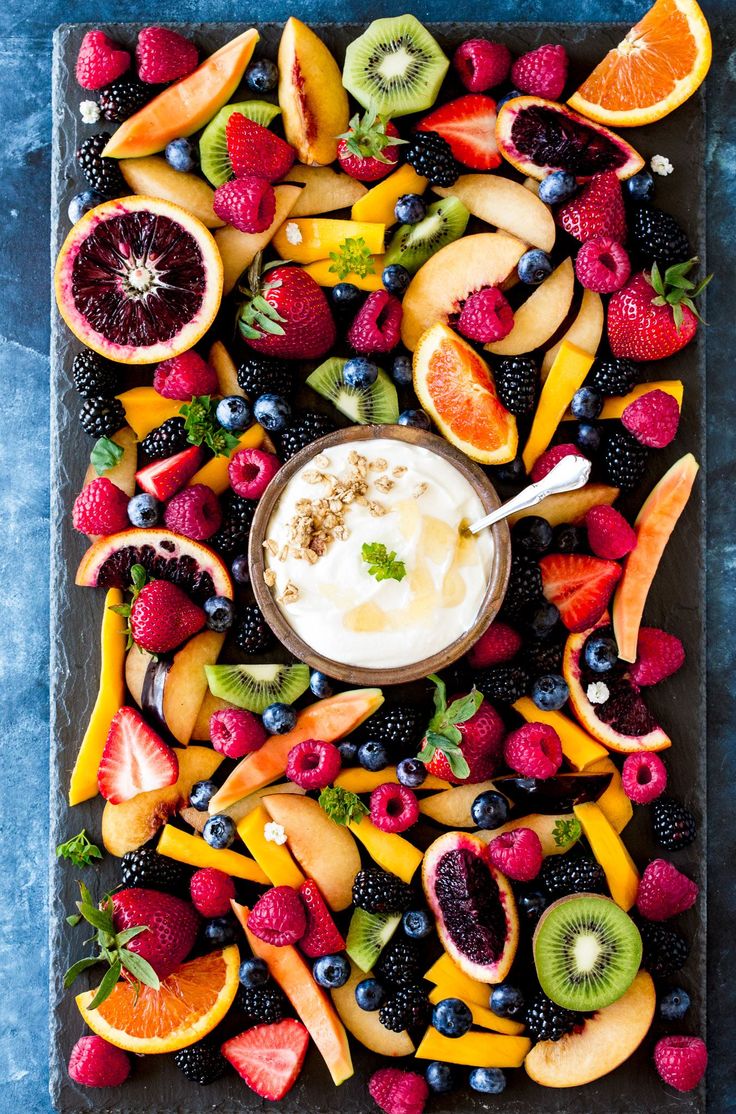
[
  {"left": 221, "top": 1020, "right": 309, "bottom": 1101},
  {"left": 539, "top": 554, "right": 622, "bottom": 632},
  {"left": 238, "top": 257, "right": 336, "bottom": 360},
  {"left": 417, "top": 94, "right": 501, "bottom": 171},
  {"left": 226, "top": 113, "right": 296, "bottom": 182},
  {"left": 298, "top": 879, "right": 345, "bottom": 958},
  {"left": 130, "top": 579, "right": 205, "bottom": 653},
  {"left": 337, "top": 110, "right": 404, "bottom": 182},
  {"left": 418, "top": 676, "right": 505, "bottom": 784},
  {"left": 111, "top": 887, "right": 200, "bottom": 980},
  {"left": 135, "top": 444, "right": 205, "bottom": 501},
  {"left": 557, "top": 171, "right": 626, "bottom": 243},
  {"left": 97, "top": 706, "right": 179, "bottom": 804},
  {"left": 607, "top": 259, "right": 710, "bottom": 362},
  {"left": 76, "top": 30, "right": 130, "bottom": 90},
  {"left": 135, "top": 27, "right": 198, "bottom": 84}
]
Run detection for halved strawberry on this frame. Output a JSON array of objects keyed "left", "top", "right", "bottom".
[
  {"left": 97, "top": 706, "right": 179, "bottom": 804},
  {"left": 221, "top": 1020, "right": 309, "bottom": 1101},
  {"left": 135, "top": 445, "right": 204, "bottom": 501},
  {"left": 298, "top": 878, "right": 345, "bottom": 958},
  {"left": 539, "top": 554, "right": 622, "bottom": 633},
  {"left": 417, "top": 94, "right": 500, "bottom": 171}
]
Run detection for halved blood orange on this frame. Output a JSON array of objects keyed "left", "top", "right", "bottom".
[
  {"left": 54, "top": 196, "right": 223, "bottom": 364},
  {"left": 76, "top": 945, "right": 240, "bottom": 1053},
  {"left": 568, "top": 0, "right": 712, "bottom": 127},
  {"left": 413, "top": 322, "right": 517, "bottom": 465}
]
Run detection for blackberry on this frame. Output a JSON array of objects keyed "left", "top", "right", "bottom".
[
  {"left": 602, "top": 428, "right": 648, "bottom": 489},
  {"left": 237, "top": 355, "right": 294, "bottom": 400},
  {"left": 173, "top": 1038, "right": 228, "bottom": 1085},
  {"left": 72, "top": 350, "right": 118, "bottom": 398},
  {"left": 76, "top": 132, "right": 126, "bottom": 198},
  {"left": 357, "top": 704, "right": 424, "bottom": 758},
  {"left": 638, "top": 920, "right": 690, "bottom": 978},
  {"left": 540, "top": 854, "right": 606, "bottom": 899},
  {"left": 652, "top": 797, "right": 697, "bottom": 851},
  {"left": 234, "top": 603, "right": 274, "bottom": 654},
  {"left": 501, "top": 552, "right": 543, "bottom": 618},
  {"left": 277, "top": 411, "right": 337, "bottom": 462},
  {"left": 120, "top": 848, "right": 190, "bottom": 894},
  {"left": 472, "top": 664, "right": 529, "bottom": 703},
  {"left": 352, "top": 869, "right": 414, "bottom": 915},
  {"left": 406, "top": 131, "right": 459, "bottom": 187},
  {"left": 237, "top": 984, "right": 287, "bottom": 1024},
  {"left": 523, "top": 638, "right": 564, "bottom": 678},
  {"left": 630, "top": 207, "right": 691, "bottom": 270},
  {"left": 375, "top": 938, "right": 420, "bottom": 987},
  {"left": 525, "top": 992, "right": 580, "bottom": 1042},
  {"left": 494, "top": 357, "right": 538, "bottom": 415},
  {"left": 98, "top": 77, "right": 153, "bottom": 122},
  {"left": 379, "top": 985, "right": 430, "bottom": 1032},
  {"left": 141, "top": 417, "right": 189, "bottom": 460},
  {"left": 79, "top": 396, "right": 126, "bottom": 438},
  {"left": 587, "top": 357, "right": 641, "bottom": 398},
  {"left": 209, "top": 492, "right": 256, "bottom": 557}
]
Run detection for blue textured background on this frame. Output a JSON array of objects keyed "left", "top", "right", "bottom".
[{"left": 0, "top": 1, "right": 732, "bottom": 1110}]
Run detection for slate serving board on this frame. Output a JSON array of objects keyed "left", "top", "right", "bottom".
[{"left": 49, "top": 20, "right": 707, "bottom": 1113}]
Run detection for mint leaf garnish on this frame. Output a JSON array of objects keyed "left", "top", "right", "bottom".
[
  {"left": 56, "top": 829, "right": 103, "bottom": 869},
  {"left": 90, "top": 437, "right": 124, "bottom": 476},
  {"left": 328, "top": 236, "right": 376, "bottom": 280},
  {"left": 318, "top": 787, "right": 369, "bottom": 826},
  {"left": 362, "top": 541, "right": 406, "bottom": 583},
  {"left": 180, "top": 395, "right": 241, "bottom": 457},
  {"left": 552, "top": 817, "right": 582, "bottom": 849}
]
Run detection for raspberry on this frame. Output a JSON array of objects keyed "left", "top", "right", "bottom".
[
  {"left": 163, "top": 484, "right": 221, "bottom": 541},
  {"left": 229, "top": 448, "right": 280, "bottom": 499},
  {"left": 654, "top": 1036, "right": 707, "bottom": 1093},
  {"left": 511, "top": 44, "right": 568, "bottom": 100},
  {"left": 504, "top": 722, "right": 562, "bottom": 778},
  {"left": 299, "top": 878, "right": 345, "bottom": 958},
  {"left": 369, "top": 1068, "right": 429, "bottom": 1114},
  {"left": 369, "top": 783, "right": 419, "bottom": 833},
  {"left": 488, "top": 827, "right": 543, "bottom": 881},
  {"left": 210, "top": 708, "right": 267, "bottom": 759},
  {"left": 286, "top": 740, "right": 341, "bottom": 790},
  {"left": 72, "top": 477, "right": 130, "bottom": 535},
  {"left": 585, "top": 504, "right": 637, "bottom": 560},
  {"left": 530, "top": 444, "right": 583, "bottom": 483},
  {"left": 467, "top": 621, "right": 522, "bottom": 668},
  {"left": 636, "top": 859, "right": 698, "bottom": 922},
  {"left": 189, "top": 867, "right": 236, "bottom": 917},
  {"left": 453, "top": 39, "right": 511, "bottom": 92},
  {"left": 153, "top": 351, "right": 218, "bottom": 399},
  {"left": 347, "top": 290, "right": 402, "bottom": 354},
  {"left": 213, "top": 177, "right": 276, "bottom": 234},
  {"left": 76, "top": 30, "right": 130, "bottom": 90},
  {"left": 226, "top": 113, "right": 296, "bottom": 182},
  {"left": 622, "top": 388, "right": 681, "bottom": 448},
  {"left": 575, "top": 239, "right": 631, "bottom": 293},
  {"left": 630, "top": 628, "right": 685, "bottom": 686},
  {"left": 136, "top": 26, "right": 198, "bottom": 84},
  {"left": 457, "top": 287, "right": 514, "bottom": 343},
  {"left": 621, "top": 750, "right": 668, "bottom": 804},
  {"left": 68, "top": 1035, "right": 131, "bottom": 1087},
  {"left": 247, "top": 886, "right": 307, "bottom": 947}
]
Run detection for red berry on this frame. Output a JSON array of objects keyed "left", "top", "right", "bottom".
[
  {"left": 247, "top": 886, "right": 307, "bottom": 947},
  {"left": 622, "top": 388, "right": 681, "bottom": 448},
  {"left": 153, "top": 351, "right": 218, "bottom": 399},
  {"left": 539, "top": 553, "right": 622, "bottom": 633},
  {"left": 298, "top": 878, "right": 345, "bottom": 958},
  {"left": 488, "top": 827, "right": 543, "bottom": 881},
  {"left": 190, "top": 867, "right": 237, "bottom": 917},
  {"left": 636, "top": 858, "right": 698, "bottom": 921},
  {"left": 575, "top": 238, "right": 631, "bottom": 293},
  {"left": 226, "top": 113, "right": 296, "bottom": 182},
  {"left": 337, "top": 114, "right": 402, "bottom": 182},
  {"left": 457, "top": 287, "right": 514, "bottom": 343},
  {"left": 111, "top": 887, "right": 200, "bottom": 980},
  {"left": 530, "top": 443, "right": 583, "bottom": 483},
  {"left": 72, "top": 477, "right": 130, "bottom": 536},
  {"left": 511, "top": 44, "right": 568, "bottom": 100},
  {"left": 621, "top": 751, "right": 668, "bottom": 804},
  {"left": 369, "top": 1068, "right": 429, "bottom": 1114},
  {"left": 97, "top": 706, "right": 178, "bottom": 805},
  {"left": 68, "top": 1035, "right": 131, "bottom": 1088},
  {"left": 229, "top": 448, "right": 281, "bottom": 499},
  {"left": 453, "top": 39, "right": 511, "bottom": 92},
  {"left": 347, "top": 290, "right": 402, "bottom": 354},
  {"left": 654, "top": 1035, "right": 707, "bottom": 1092},
  {"left": 210, "top": 708, "right": 267, "bottom": 759},
  {"left": 136, "top": 445, "right": 205, "bottom": 502},
  {"left": 558, "top": 172, "right": 627, "bottom": 244},
  {"left": 630, "top": 628, "right": 685, "bottom": 686},
  {"left": 163, "top": 483, "right": 222, "bottom": 541},
  {"left": 222, "top": 1020, "right": 309, "bottom": 1101},
  {"left": 467, "top": 621, "right": 522, "bottom": 668},
  {"left": 136, "top": 26, "right": 198, "bottom": 84},
  {"left": 130, "top": 579, "right": 205, "bottom": 654},
  {"left": 286, "top": 739, "right": 341, "bottom": 790},
  {"left": 504, "top": 722, "right": 562, "bottom": 779},
  {"left": 369, "top": 783, "right": 420, "bottom": 834},
  {"left": 585, "top": 504, "right": 637, "bottom": 560},
  {"left": 76, "top": 31, "right": 130, "bottom": 91},
  {"left": 213, "top": 177, "right": 276, "bottom": 234}
]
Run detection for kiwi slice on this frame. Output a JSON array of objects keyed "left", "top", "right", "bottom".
[
  {"left": 307, "top": 358, "right": 399, "bottom": 424},
  {"left": 533, "top": 893, "right": 642, "bottom": 1012},
  {"left": 199, "top": 100, "right": 282, "bottom": 186},
  {"left": 204, "top": 662, "right": 309, "bottom": 714},
  {"left": 343, "top": 15, "right": 449, "bottom": 118},
  {"left": 346, "top": 908, "right": 401, "bottom": 972},
  {"left": 383, "top": 197, "right": 469, "bottom": 274}
]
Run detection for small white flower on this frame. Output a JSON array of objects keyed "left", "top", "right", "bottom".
[
  {"left": 284, "top": 221, "right": 303, "bottom": 245},
  {"left": 79, "top": 100, "right": 101, "bottom": 124},
  {"left": 264, "top": 821, "right": 287, "bottom": 845},
  {"left": 586, "top": 681, "right": 610, "bottom": 705},
  {"left": 650, "top": 154, "right": 673, "bottom": 177}
]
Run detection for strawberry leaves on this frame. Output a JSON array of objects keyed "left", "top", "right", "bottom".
[
  {"left": 180, "top": 395, "right": 241, "bottom": 457},
  {"left": 337, "top": 108, "right": 406, "bottom": 164},
  {"left": 417, "top": 675, "right": 482, "bottom": 780},
  {"left": 648, "top": 257, "right": 712, "bottom": 331}
]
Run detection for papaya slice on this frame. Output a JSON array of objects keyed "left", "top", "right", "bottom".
[
  {"left": 522, "top": 340, "right": 595, "bottom": 472},
  {"left": 573, "top": 802, "right": 639, "bottom": 910}
]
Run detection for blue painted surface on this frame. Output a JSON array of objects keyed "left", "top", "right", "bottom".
[{"left": 0, "top": 1, "right": 732, "bottom": 1110}]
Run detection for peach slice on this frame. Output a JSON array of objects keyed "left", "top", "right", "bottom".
[
  {"left": 119, "top": 157, "right": 224, "bottom": 227},
  {"left": 82, "top": 426, "right": 137, "bottom": 500},
  {"left": 282, "top": 165, "right": 368, "bottom": 216},
  {"left": 332, "top": 961, "right": 414, "bottom": 1056},
  {"left": 485, "top": 257, "right": 575, "bottom": 357},
  {"left": 208, "top": 340, "right": 240, "bottom": 397},
  {"left": 434, "top": 174, "right": 555, "bottom": 251},
  {"left": 477, "top": 812, "right": 580, "bottom": 857},
  {"left": 418, "top": 780, "right": 498, "bottom": 828},
  {"left": 278, "top": 18, "right": 349, "bottom": 166},
  {"left": 263, "top": 794, "right": 360, "bottom": 911},
  {"left": 215, "top": 183, "right": 304, "bottom": 295},
  {"left": 542, "top": 288, "right": 604, "bottom": 379},
  {"left": 508, "top": 484, "right": 619, "bottom": 527},
  {"left": 192, "top": 688, "right": 236, "bottom": 740}
]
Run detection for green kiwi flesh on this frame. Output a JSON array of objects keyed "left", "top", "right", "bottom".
[
  {"left": 204, "top": 662, "right": 310, "bottom": 714},
  {"left": 346, "top": 908, "right": 401, "bottom": 972},
  {"left": 199, "top": 100, "right": 282, "bottom": 186},
  {"left": 383, "top": 197, "right": 469, "bottom": 273},
  {"left": 533, "top": 893, "right": 642, "bottom": 1012},
  {"left": 342, "top": 15, "right": 449, "bottom": 118},
  {"left": 307, "top": 358, "right": 399, "bottom": 424}
]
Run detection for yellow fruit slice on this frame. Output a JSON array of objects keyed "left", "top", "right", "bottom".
[
  {"left": 82, "top": 427, "right": 138, "bottom": 504},
  {"left": 573, "top": 802, "right": 639, "bottom": 910},
  {"left": 303, "top": 258, "right": 385, "bottom": 290},
  {"left": 271, "top": 218, "right": 385, "bottom": 264},
  {"left": 427, "top": 987, "right": 523, "bottom": 1035},
  {"left": 335, "top": 767, "right": 448, "bottom": 793},
  {"left": 423, "top": 958, "right": 524, "bottom": 1034},
  {"left": 188, "top": 424, "right": 265, "bottom": 493},
  {"left": 352, "top": 164, "right": 428, "bottom": 224},
  {"left": 542, "top": 289, "right": 604, "bottom": 380},
  {"left": 477, "top": 812, "right": 580, "bottom": 857},
  {"left": 522, "top": 340, "right": 596, "bottom": 472},
  {"left": 485, "top": 258, "right": 575, "bottom": 358},
  {"left": 157, "top": 824, "right": 268, "bottom": 884},
  {"left": 117, "top": 387, "right": 182, "bottom": 441},
  {"left": 513, "top": 697, "right": 608, "bottom": 768},
  {"left": 348, "top": 815, "right": 423, "bottom": 882},
  {"left": 119, "top": 157, "right": 224, "bottom": 227},
  {"left": 237, "top": 804, "right": 305, "bottom": 888},
  {"left": 332, "top": 961, "right": 414, "bottom": 1056},
  {"left": 209, "top": 340, "right": 241, "bottom": 397},
  {"left": 416, "top": 1028, "right": 531, "bottom": 1067},
  {"left": 587, "top": 757, "right": 633, "bottom": 833},
  {"left": 283, "top": 165, "right": 368, "bottom": 217}
]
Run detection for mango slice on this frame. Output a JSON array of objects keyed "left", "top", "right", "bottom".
[
  {"left": 157, "top": 824, "right": 268, "bottom": 884},
  {"left": 573, "top": 802, "right": 639, "bottom": 910},
  {"left": 522, "top": 339, "right": 595, "bottom": 471},
  {"left": 237, "top": 804, "right": 305, "bottom": 888},
  {"left": 513, "top": 697, "right": 608, "bottom": 769},
  {"left": 415, "top": 1028, "right": 531, "bottom": 1067},
  {"left": 348, "top": 815, "right": 423, "bottom": 882}
]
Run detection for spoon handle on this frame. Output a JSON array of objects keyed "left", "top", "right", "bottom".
[{"left": 467, "top": 455, "right": 592, "bottom": 535}]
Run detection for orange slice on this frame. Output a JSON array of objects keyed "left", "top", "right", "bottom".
[
  {"left": 413, "top": 323, "right": 517, "bottom": 465},
  {"left": 568, "top": 0, "right": 711, "bottom": 127},
  {"left": 76, "top": 945, "right": 240, "bottom": 1053}
]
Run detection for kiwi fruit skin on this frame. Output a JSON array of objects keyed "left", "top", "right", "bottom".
[
  {"left": 204, "top": 662, "right": 310, "bottom": 713},
  {"left": 346, "top": 908, "right": 401, "bottom": 972},
  {"left": 307, "top": 358, "right": 399, "bottom": 424},
  {"left": 383, "top": 197, "right": 469, "bottom": 273},
  {"left": 342, "top": 15, "right": 449, "bottom": 119},
  {"left": 533, "top": 893, "right": 643, "bottom": 1013},
  {"left": 199, "top": 101, "right": 282, "bottom": 186}
]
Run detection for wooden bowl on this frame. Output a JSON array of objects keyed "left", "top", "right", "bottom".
[{"left": 249, "top": 425, "right": 511, "bottom": 685}]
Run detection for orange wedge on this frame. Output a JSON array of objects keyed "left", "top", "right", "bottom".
[
  {"left": 568, "top": 0, "right": 711, "bottom": 127},
  {"left": 76, "top": 946, "right": 240, "bottom": 1053}
]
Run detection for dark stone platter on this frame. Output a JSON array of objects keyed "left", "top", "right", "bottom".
[{"left": 50, "top": 20, "right": 706, "bottom": 1113}]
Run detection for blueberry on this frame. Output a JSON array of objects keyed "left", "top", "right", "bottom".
[
  {"left": 496, "top": 88, "right": 523, "bottom": 110},
  {"left": 490, "top": 982, "right": 525, "bottom": 1019},
  {"left": 395, "top": 193, "right": 426, "bottom": 224},
  {"left": 358, "top": 739, "right": 388, "bottom": 772},
  {"left": 262, "top": 702, "right": 298, "bottom": 734},
  {"left": 571, "top": 386, "right": 603, "bottom": 420},
  {"left": 391, "top": 353, "right": 413, "bottom": 387},
  {"left": 165, "top": 138, "right": 196, "bottom": 172},
  {"left": 659, "top": 987, "right": 691, "bottom": 1022},
  {"left": 127, "top": 492, "right": 160, "bottom": 527},
  {"left": 576, "top": 421, "right": 601, "bottom": 452},
  {"left": 253, "top": 393, "right": 291, "bottom": 432},
  {"left": 245, "top": 58, "right": 279, "bottom": 94},
  {"left": 203, "top": 813, "right": 237, "bottom": 849},
  {"left": 584, "top": 634, "right": 619, "bottom": 673},
  {"left": 518, "top": 890, "right": 548, "bottom": 923},
  {"left": 402, "top": 909, "right": 433, "bottom": 939},
  {"left": 397, "top": 408, "right": 431, "bottom": 430},
  {"left": 203, "top": 916, "right": 238, "bottom": 947},
  {"left": 309, "top": 670, "right": 333, "bottom": 698},
  {"left": 312, "top": 954, "right": 350, "bottom": 989},
  {"left": 68, "top": 188, "right": 104, "bottom": 224},
  {"left": 204, "top": 595, "right": 235, "bottom": 632},
  {"left": 624, "top": 169, "right": 655, "bottom": 204},
  {"left": 355, "top": 978, "right": 385, "bottom": 1011},
  {"left": 397, "top": 757, "right": 427, "bottom": 788},
  {"left": 531, "top": 673, "right": 569, "bottom": 711},
  {"left": 520, "top": 598, "right": 560, "bottom": 639},
  {"left": 512, "top": 515, "right": 553, "bottom": 554},
  {"left": 344, "top": 357, "right": 379, "bottom": 389},
  {"left": 471, "top": 790, "right": 509, "bottom": 830},
  {"left": 553, "top": 523, "right": 585, "bottom": 553},
  {"left": 518, "top": 248, "right": 553, "bottom": 285},
  {"left": 338, "top": 739, "right": 359, "bottom": 765},
  {"left": 538, "top": 171, "right": 577, "bottom": 205},
  {"left": 382, "top": 263, "right": 411, "bottom": 294},
  {"left": 425, "top": 1061, "right": 456, "bottom": 1093},
  {"left": 494, "top": 456, "right": 525, "bottom": 483},
  {"left": 432, "top": 998, "right": 472, "bottom": 1038},
  {"left": 189, "top": 779, "right": 219, "bottom": 811},
  {"left": 239, "top": 958, "right": 269, "bottom": 988},
  {"left": 469, "top": 1067, "right": 507, "bottom": 1094},
  {"left": 231, "top": 554, "right": 250, "bottom": 585},
  {"left": 331, "top": 282, "right": 362, "bottom": 309},
  {"left": 216, "top": 395, "right": 252, "bottom": 431}
]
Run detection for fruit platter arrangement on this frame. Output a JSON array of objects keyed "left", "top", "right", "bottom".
[{"left": 50, "top": 6, "right": 710, "bottom": 1112}]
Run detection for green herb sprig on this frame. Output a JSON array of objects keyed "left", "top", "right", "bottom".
[
  {"left": 90, "top": 437, "right": 124, "bottom": 476},
  {"left": 56, "top": 830, "right": 103, "bottom": 869},
  {"left": 552, "top": 818, "right": 582, "bottom": 850},
  {"left": 328, "top": 236, "right": 376, "bottom": 280},
  {"left": 180, "top": 395, "right": 241, "bottom": 457},
  {"left": 361, "top": 541, "right": 406, "bottom": 583},
  {"left": 318, "top": 787, "right": 369, "bottom": 826}
]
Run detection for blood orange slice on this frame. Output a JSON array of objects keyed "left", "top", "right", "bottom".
[
  {"left": 413, "top": 323, "right": 517, "bottom": 465},
  {"left": 55, "top": 196, "right": 223, "bottom": 364}
]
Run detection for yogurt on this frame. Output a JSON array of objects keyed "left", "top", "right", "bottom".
[{"left": 261, "top": 439, "right": 494, "bottom": 669}]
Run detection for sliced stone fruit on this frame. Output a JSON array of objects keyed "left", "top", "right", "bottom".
[
  {"left": 419, "top": 780, "right": 498, "bottom": 828},
  {"left": 216, "top": 183, "right": 304, "bottom": 295},
  {"left": 434, "top": 174, "right": 556, "bottom": 251},
  {"left": 332, "top": 960, "right": 414, "bottom": 1056},
  {"left": 492, "top": 773, "right": 612, "bottom": 813},
  {"left": 278, "top": 17, "right": 349, "bottom": 166},
  {"left": 542, "top": 289, "right": 604, "bottom": 380},
  {"left": 476, "top": 813, "right": 580, "bottom": 857},
  {"left": 508, "top": 484, "right": 619, "bottom": 527},
  {"left": 282, "top": 165, "right": 368, "bottom": 217},
  {"left": 82, "top": 426, "right": 138, "bottom": 503},
  {"left": 485, "top": 258, "right": 575, "bottom": 358},
  {"left": 119, "top": 157, "right": 224, "bottom": 227}
]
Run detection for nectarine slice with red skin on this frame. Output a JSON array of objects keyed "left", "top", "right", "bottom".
[
  {"left": 542, "top": 288, "right": 604, "bottom": 380},
  {"left": 278, "top": 18, "right": 349, "bottom": 167}
]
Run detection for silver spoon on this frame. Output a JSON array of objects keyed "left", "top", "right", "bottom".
[{"left": 466, "top": 454, "right": 592, "bottom": 536}]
